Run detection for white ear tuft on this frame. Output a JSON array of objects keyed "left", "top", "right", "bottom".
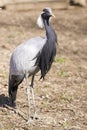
[{"left": 37, "top": 14, "right": 44, "bottom": 28}]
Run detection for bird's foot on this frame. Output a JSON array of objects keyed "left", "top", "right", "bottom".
[
  {"left": 33, "top": 112, "right": 39, "bottom": 120},
  {"left": 26, "top": 118, "right": 34, "bottom": 125}
]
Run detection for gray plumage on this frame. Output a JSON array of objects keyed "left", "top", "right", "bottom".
[{"left": 8, "top": 7, "right": 57, "bottom": 123}]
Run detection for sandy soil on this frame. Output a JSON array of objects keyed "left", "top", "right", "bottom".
[{"left": 0, "top": 6, "right": 87, "bottom": 130}]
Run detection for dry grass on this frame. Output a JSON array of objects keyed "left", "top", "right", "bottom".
[{"left": 0, "top": 7, "right": 87, "bottom": 130}]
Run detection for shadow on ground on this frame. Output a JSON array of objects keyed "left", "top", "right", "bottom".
[{"left": 0, "top": 94, "right": 10, "bottom": 107}]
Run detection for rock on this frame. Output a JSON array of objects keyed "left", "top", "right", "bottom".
[{"left": 69, "top": 0, "right": 86, "bottom": 7}]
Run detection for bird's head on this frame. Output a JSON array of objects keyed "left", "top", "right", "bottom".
[{"left": 37, "top": 7, "right": 55, "bottom": 28}]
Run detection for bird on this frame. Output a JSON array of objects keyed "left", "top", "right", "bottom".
[{"left": 8, "top": 7, "right": 57, "bottom": 123}]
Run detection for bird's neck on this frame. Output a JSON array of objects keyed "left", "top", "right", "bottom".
[
  {"left": 43, "top": 19, "right": 56, "bottom": 41},
  {"left": 39, "top": 18, "right": 57, "bottom": 79}
]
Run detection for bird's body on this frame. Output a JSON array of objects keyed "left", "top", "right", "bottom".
[
  {"left": 8, "top": 7, "right": 57, "bottom": 123},
  {"left": 10, "top": 37, "right": 46, "bottom": 76}
]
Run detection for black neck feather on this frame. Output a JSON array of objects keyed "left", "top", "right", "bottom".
[{"left": 39, "top": 18, "right": 57, "bottom": 79}]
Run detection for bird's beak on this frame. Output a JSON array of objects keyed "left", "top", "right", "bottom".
[{"left": 51, "top": 13, "right": 55, "bottom": 18}]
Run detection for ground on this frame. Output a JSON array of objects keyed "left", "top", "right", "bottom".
[{"left": 0, "top": 6, "right": 87, "bottom": 130}]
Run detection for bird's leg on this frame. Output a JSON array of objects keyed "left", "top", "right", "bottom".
[
  {"left": 25, "top": 75, "right": 32, "bottom": 124},
  {"left": 31, "top": 87, "right": 38, "bottom": 120},
  {"left": 30, "top": 75, "right": 38, "bottom": 120}
]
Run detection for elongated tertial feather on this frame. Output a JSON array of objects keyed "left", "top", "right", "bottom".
[{"left": 37, "top": 14, "right": 44, "bottom": 28}]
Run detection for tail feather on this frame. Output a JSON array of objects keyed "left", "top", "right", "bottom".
[{"left": 8, "top": 75, "right": 24, "bottom": 105}]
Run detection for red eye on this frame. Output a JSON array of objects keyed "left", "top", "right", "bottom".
[{"left": 43, "top": 8, "right": 49, "bottom": 14}]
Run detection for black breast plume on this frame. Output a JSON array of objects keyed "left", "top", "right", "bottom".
[{"left": 39, "top": 31, "right": 57, "bottom": 79}]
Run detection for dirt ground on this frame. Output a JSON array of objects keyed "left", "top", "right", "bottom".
[{"left": 0, "top": 6, "right": 87, "bottom": 130}]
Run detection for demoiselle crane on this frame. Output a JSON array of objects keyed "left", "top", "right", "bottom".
[{"left": 8, "top": 7, "right": 57, "bottom": 123}]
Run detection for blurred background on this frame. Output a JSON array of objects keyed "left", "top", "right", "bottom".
[
  {"left": 0, "top": 0, "right": 87, "bottom": 130},
  {"left": 0, "top": 0, "right": 87, "bottom": 10}
]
